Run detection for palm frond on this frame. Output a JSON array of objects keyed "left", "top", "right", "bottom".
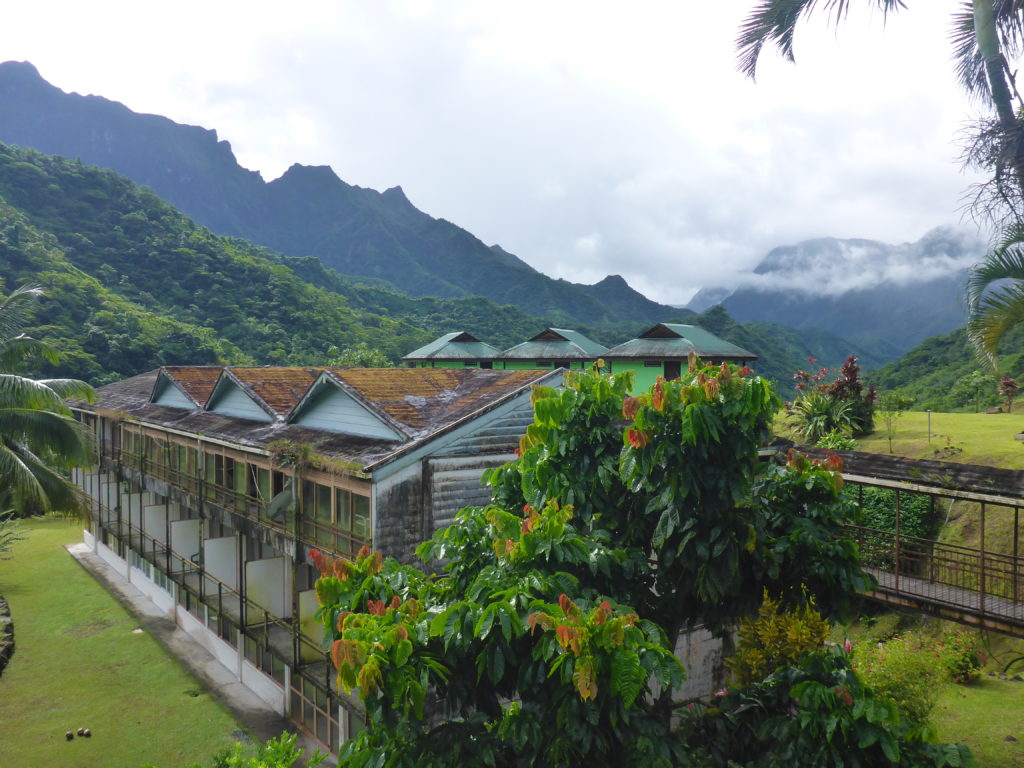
[
  {"left": 36, "top": 378, "right": 95, "bottom": 405},
  {"left": 967, "top": 281, "right": 1024, "bottom": 365},
  {"left": 0, "top": 374, "right": 72, "bottom": 413},
  {"left": 0, "top": 285, "right": 44, "bottom": 342},
  {"left": 0, "top": 408, "right": 95, "bottom": 466},
  {"left": 951, "top": 3, "right": 989, "bottom": 100},
  {"left": 965, "top": 223, "right": 1024, "bottom": 312},
  {"left": 0, "top": 439, "right": 86, "bottom": 515},
  {"left": 737, "top": 0, "right": 907, "bottom": 79},
  {"left": 953, "top": 2, "right": 1024, "bottom": 104},
  {"left": 0, "top": 439, "right": 48, "bottom": 510},
  {"left": 0, "top": 334, "right": 60, "bottom": 370}
]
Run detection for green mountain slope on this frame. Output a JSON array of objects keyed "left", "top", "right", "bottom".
[
  {"left": 868, "top": 325, "right": 1024, "bottom": 410},
  {"left": 686, "top": 305, "right": 888, "bottom": 393},
  {"left": 0, "top": 60, "right": 684, "bottom": 329},
  {"left": 0, "top": 143, "right": 551, "bottom": 382}
]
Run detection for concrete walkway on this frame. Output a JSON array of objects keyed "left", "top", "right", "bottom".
[{"left": 66, "top": 542, "right": 333, "bottom": 766}]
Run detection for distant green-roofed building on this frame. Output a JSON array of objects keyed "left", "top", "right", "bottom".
[
  {"left": 497, "top": 328, "right": 608, "bottom": 371},
  {"left": 403, "top": 331, "right": 501, "bottom": 369},
  {"left": 605, "top": 323, "right": 757, "bottom": 391}
]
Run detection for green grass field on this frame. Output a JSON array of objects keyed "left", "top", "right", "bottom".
[
  {"left": 857, "top": 408, "right": 1024, "bottom": 468},
  {"left": 778, "top": 407, "right": 1024, "bottom": 468},
  {"left": 0, "top": 517, "right": 244, "bottom": 768},
  {"left": 933, "top": 677, "right": 1024, "bottom": 767}
]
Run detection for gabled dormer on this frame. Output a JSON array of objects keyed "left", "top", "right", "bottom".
[
  {"left": 150, "top": 371, "right": 197, "bottom": 409},
  {"left": 287, "top": 371, "right": 406, "bottom": 441},
  {"left": 150, "top": 366, "right": 223, "bottom": 410},
  {"left": 204, "top": 369, "right": 275, "bottom": 423}
]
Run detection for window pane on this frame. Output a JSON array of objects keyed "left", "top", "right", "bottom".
[
  {"left": 316, "top": 485, "right": 331, "bottom": 523},
  {"left": 353, "top": 496, "right": 370, "bottom": 542},
  {"left": 335, "top": 491, "right": 351, "bottom": 531}
]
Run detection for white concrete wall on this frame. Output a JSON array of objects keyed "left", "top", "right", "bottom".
[
  {"left": 129, "top": 564, "right": 175, "bottom": 616},
  {"left": 242, "top": 661, "right": 287, "bottom": 715},
  {"left": 142, "top": 504, "right": 168, "bottom": 541},
  {"left": 170, "top": 519, "right": 201, "bottom": 562},
  {"left": 246, "top": 557, "right": 287, "bottom": 620},
  {"left": 97, "top": 540, "right": 129, "bottom": 578},
  {"left": 205, "top": 536, "right": 238, "bottom": 589},
  {"left": 673, "top": 626, "right": 727, "bottom": 703}
]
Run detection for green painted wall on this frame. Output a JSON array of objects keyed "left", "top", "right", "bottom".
[
  {"left": 496, "top": 360, "right": 588, "bottom": 371},
  {"left": 609, "top": 362, "right": 663, "bottom": 393}
]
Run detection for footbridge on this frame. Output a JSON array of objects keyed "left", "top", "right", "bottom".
[{"left": 794, "top": 446, "right": 1024, "bottom": 637}]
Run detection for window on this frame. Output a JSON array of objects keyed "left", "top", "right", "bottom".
[
  {"left": 300, "top": 483, "right": 371, "bottom": 554},
  {"left": 643, "top": 361, "right": 661, "bottom": 368}
]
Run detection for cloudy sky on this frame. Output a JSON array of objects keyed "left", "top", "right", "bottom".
[{"left": 1, "top": 1, "right": 989, "bottom": 304}]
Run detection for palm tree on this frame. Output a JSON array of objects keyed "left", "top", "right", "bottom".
[
  {"left": 0, "top": 285, "right": 95, "bottom": 514},
  {"left": 966, "top": 223, "right": 1024, "bottom": 365},
  {"left": 737, "top": 1, "right": 1024, "bottom": 215}
]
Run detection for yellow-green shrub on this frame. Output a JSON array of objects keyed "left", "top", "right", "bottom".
[{"left": 727, "top": 590, "right": 830, "bottom": 687}]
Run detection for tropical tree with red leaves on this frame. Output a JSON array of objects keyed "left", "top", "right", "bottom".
[{"left": 309, "top": 364, "right": 967, "bottom": 767}]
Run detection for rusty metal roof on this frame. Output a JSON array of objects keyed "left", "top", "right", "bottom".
[
  {"left": 224, "top": 367, "right": 324, "bottom": 417},
  {"left": 161, "top": 366, "right": 225, "bottom": 407},
  {"left": 325, "top": 367, "right": 550, "bottom": 439},
  {"left": 78, "top": 367, "right": 556, "bottom": 473}
]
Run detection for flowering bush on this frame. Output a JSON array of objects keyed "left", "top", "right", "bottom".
[
  {"left": 939, "top": 629, "right": 984, "bottom": 684},
  {"left": 854, "top": 632, "right": 947, "bottom": 725},
  {"left": 852, "top": 629, "right": 983, "bottom": 727}
]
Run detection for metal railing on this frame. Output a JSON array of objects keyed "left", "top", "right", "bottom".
[{"left": 845, "top": 523, "right": 1024, "bottom": 628}]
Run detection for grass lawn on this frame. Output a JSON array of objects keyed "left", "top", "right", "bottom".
[
  {"left": 0, "top": 517, "right": 244, "bottom": 768},
  {"left": 778, "top": 408, "right": 1024, "bottom": 468},
  {"left": 933, "top": 677, "right": 1024, "bottom": 767}
]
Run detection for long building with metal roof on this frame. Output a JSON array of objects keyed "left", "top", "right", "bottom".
[{"left": 70, "top": 365, "right": 559, "bottom": 754}]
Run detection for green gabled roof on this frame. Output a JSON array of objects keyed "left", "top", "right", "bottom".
[
  {"left": 604, "top": 323, "right": 757, "bottom": 360},
  {"left": 499, "top": 328, "right": 608, "bottom": 360},
  {"left": 402, "top": 331, "right": 501, "bottom": 361}
]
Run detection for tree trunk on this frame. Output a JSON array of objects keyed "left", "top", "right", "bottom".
[{"left": 975, "top": 0, "right": 1024, "bottom": 199}]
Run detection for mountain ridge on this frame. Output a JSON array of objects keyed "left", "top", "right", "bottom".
[{"left": 0, "top": 60, "right": 682, "bottom": 329}]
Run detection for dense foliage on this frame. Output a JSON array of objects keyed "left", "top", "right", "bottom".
[
  {"left": 681, "top": 646, "right": 974, "bottom": 768},
  {"left": 726, "top": 591, "right": 830, "bottom": 687},
  {"left": 0, "top": 144, "right": 553, "bottom": 382},
  {"left": 869, "top": 322, "right": 1024, "bottom": 411},
  {"left": 302, "top": 364, "right": 955, "bottom": 767}
]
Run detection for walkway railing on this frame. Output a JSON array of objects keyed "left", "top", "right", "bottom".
[{"left": 844, "top": 523, "right": 1024, "bottom": 632}]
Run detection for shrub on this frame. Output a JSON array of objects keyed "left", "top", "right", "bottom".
[
  {"left": 853, "top": 632, "right": 950, "bottom": 726},
  {"left": 939, "top": 628, "right": 983, "bottom": 684},
  {"left": 727, "top": 591, "right": 830, "bottom": 687},
  {"left": 815, "top": 429, "right": 859, "bottom": 451},
  {"left": 789, "top": 392, "right": 854, "bottom": 443},
  {"left": 681, "top": 646, "right": 975, "bottom": 767}
]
